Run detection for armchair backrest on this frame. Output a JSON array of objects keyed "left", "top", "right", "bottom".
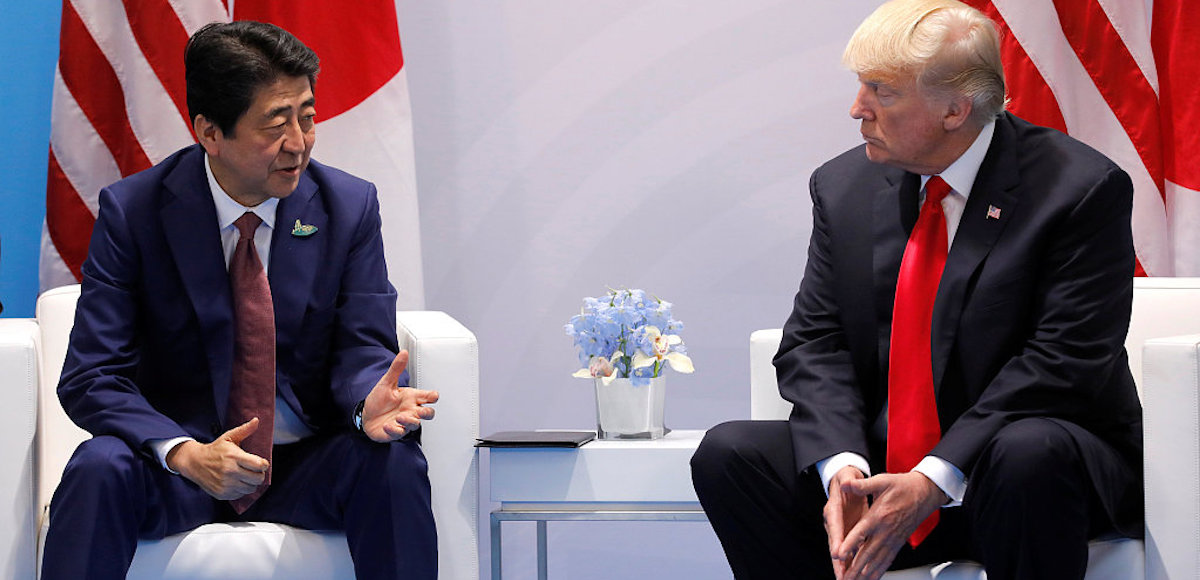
[
  {"left": 33, "top": 285, "right": 87, "bottom": 514},
  {"left": 750, "top": 277, "right": 1200, "bottom": 420}
]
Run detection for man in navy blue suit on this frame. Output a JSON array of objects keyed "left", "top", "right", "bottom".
[
  {"left": 43, "top": 21, "right": 438, "bottom": 580},
  {"left": 691, "top": 1, "right": 1142, "bottom": 579}
]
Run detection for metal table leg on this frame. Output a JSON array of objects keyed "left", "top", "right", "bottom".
[
  {"left": 537, "top": 520, "right": 548, "bottom": 580},
  {"left": 491, "top": 512, "right": 502, "bottom": 580}
]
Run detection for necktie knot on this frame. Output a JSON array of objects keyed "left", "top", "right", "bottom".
[
  {"left": 925, "top": 175, "right": 952, "bottom": 206},
  {"left": 234, "top": 212, "right": 262, "bottom": 240}
]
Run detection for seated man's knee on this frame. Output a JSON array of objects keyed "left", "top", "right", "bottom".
[
  {"left": 973, "top": 418, "right": 1083, "bottom": 491},
  {"left": 692, "top": 421, "right": 752, "bottom": 474},
  {"left": 62, "top": 436, "right": 142, "bottom": 482}
]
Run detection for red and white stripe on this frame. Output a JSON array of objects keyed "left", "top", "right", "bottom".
[
  {"left": 965, "top": 0, "right": 1200, "bottom": 276},
  {"left": 42, "top": 0, "right": 425, "bottom": 308}
]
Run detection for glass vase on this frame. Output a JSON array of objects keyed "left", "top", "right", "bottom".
[{"left": 593, "top": 375, "right": 668, "bottom": 440}]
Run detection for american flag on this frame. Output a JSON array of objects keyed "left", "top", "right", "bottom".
[
  {"left": 41, "top": 0, "right": 425, "bottom": 308},
  {"left": 963, "top": 0, "right": 1200, "bottom": 276}
]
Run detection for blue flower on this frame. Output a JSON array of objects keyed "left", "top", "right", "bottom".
[{"left": 568, "top": 289, "right": 694, "bottom": 381}]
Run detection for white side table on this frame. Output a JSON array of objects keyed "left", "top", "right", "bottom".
[{"left": 488, "top": 429, "right": 707, "bottom": 580}]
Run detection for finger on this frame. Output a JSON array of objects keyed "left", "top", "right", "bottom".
[
  {"left": 382, "top": 423, "right": 408, "bottom": 440},
  {"left": 223, "top": 417, "right": 260, "bottom": 444},
  {"left": 845, "top": 535, "right": 900, "bottom": 580},
  {"left": 382, "top": 351, "right": 409, "bottom": 386},
  {"left": 418, "top": 406, "right": 435, "bottom": 420},
  {"left": 838, "top": 515, "right": 876, "bottom": 562},
  {"left": 231, "top": 467, "right": 267, "bottom": 486},
  {"left": 842, "top": 474, "right": 886, "bottom": 498},
  {"left": 825, "top": 494, "right": 845, "bottom": 556},
  {"left": 235, "top": 452, "right": 270, "bottom": 473},
  {"left": 397, "top": 416, "right": 420, "bottom": 431},
  {"left": 832, "top": 558, "right": 847, "bottom": 580},
  {"left": 415, "top": 389, "right": 440, "bottom": 404}
]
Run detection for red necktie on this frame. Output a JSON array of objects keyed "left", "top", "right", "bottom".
[
  {"left": 227, "top": 212, "right": 275, "bottom": 514},
  {"left": 887, "top": 176, "right": 951, "bottom": 547}
]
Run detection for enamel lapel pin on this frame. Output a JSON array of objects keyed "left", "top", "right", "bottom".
[
  {"left": 986, "top": 205, "right": 1002, "bottom": 220},
  {"left": 291, "top": 219, "right": 317, "bottom": 237}
]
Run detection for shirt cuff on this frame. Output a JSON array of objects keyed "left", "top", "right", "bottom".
[
  {"left": 150, "top": 436, "right": 195, "bottom": 474},
  {"left": 913, "top": 455, "right": 967, "bottom": 507},
  {"left": 816, "top": 452, "right": 871, "bottom": 496}
]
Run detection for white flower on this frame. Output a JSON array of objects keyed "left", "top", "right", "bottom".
[
  {"left": 632, "top": 326, "right": 694, "bottom": 374},
  {"left": 572, "top": 352, "right": 622, "bottom": 385}
]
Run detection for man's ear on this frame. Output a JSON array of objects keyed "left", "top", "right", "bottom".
[
  {"left": 943, "top": 96, "right": 974, "bottom": 132},
  {"left": 193, "top": 114, "right": 221, "bottom": 155}
]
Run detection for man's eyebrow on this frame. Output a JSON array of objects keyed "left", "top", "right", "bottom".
[
  {"left": 264, "top": 105, "right": 293, "bottom": 119},
  {"left": 263, "top": 98, "right": 315, "bottom": 120}
]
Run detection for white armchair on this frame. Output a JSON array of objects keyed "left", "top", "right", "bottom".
[
  {"left": 0, "top": 284, "right": 480, "bottom": 579},
  {"left": 750, "top": 277, "right": 1200, "bottom": 580}
]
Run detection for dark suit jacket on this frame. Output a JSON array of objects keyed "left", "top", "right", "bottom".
[
  {"left": 58, "top": 144, "right": 402, "bottom": 455},
  {"left": 774, "top": 113, "right": 1142, "bottom": 503}
]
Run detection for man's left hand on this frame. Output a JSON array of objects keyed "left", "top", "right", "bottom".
[
  {"left": 833, "top": 472, "right": 948, "bottom": 580},
  {"left": 362, "top": 350, "right": 439, "bottom": 442}
]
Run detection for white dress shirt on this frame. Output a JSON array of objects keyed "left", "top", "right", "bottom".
[{"left": 817, "top": 120, "right": 997, "bottom": 506}]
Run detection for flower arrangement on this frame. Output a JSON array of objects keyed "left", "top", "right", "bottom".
[{"left": 565, "top": 288, "right": 694, "bottom": 386}]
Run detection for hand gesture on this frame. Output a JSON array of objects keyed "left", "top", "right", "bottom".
[
  {"left": 166, "top": 418, "right": 269, "bottom": 500},
  {"left": 833, "top": 472, "right": 947, "bottom": 580},
  {"left": 824, "top": 465, "right": 867, "bottom": 579},
  {"left": 362, "top": 350, "right": 440, "bottom": 442}
]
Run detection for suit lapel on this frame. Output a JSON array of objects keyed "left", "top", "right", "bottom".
[
  {"left": 874, "top": 170, "right": 920, "bottom": 394},
  {"left": 160, "top": 146, "right": 235, "bottom": 424},
  {"left": 269, "top": 173, "right": 325, "bottom": 407},
  {"left": 931, "top": 117, "right": 1022, "bottom": 392}
]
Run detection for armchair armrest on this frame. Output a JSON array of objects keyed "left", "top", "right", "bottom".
[
  {"left": 396, "top": 310, "right": 480, "bottom": 580},
  {"left": 1142, "top": 333, "right": 1200, "bottom": 580},
  {"left": 0, "top": 320, "right": 39, "bottom": 580}
]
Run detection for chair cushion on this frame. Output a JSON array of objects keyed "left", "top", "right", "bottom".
[
  {"left": 881, "top": 536, "right": 1143, "bottom": 579},
  {"left": 126, "top": 523, "right": 354, "bottom": 580}
]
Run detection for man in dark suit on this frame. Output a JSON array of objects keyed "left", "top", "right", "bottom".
[
  {"left": 42, "top": 21, "right": 439, "bottom": 580},
  {"left": 691, "top": 1, "right": 1142, "bottom": 579}
]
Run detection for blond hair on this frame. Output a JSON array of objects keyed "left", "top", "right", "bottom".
[{"left": 843, "top": 0, "right": 1006, "bottom": 125}]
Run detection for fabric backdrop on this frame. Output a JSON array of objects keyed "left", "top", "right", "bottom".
[{"left": 41, "top": 0, "right": 424, "bottom": 309}]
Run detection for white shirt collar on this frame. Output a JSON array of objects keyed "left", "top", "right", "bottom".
[
  {"left": 921, "top": 119, "right": 996, "bottom": 198},
  {"left": 204, "top": 154, "right": 279, "bottom": 231}
]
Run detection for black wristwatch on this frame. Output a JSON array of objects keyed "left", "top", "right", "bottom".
[{"left": 353, "top": 400, "right": 366, "bottom": 432}]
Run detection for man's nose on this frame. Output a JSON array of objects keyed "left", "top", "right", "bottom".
[
  {"left": 849, "top": 87, "right": 872, "bottom": 120},
  {"left": 281, "top": 120, "right": 306, "bottom": 153}
]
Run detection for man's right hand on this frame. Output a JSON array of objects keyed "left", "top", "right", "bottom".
[
  {"left": 165, "top": 418, "right": 269, "bottom": 500},
  {"left": 824, "top": 465, "right": 867, "bottom": 580}
]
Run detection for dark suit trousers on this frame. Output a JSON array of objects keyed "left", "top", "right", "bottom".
[
  {"left": 690, "top": 419, "right": 1140, "bottom": 580},
  {"left": 42, "top": 431, "right": 437, "bottom": 580}
]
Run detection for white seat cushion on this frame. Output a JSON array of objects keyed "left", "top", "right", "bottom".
[
  {"left": 126, "top": 523, "right": 354, "bottom": 580},
  {"left": 883, "top": 536, "right": 1143, "bottom": 579}
]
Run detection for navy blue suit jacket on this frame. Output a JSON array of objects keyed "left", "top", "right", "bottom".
[
  {"left": 774, "top": 113, "right": 1142, "bottom": 524},
  {"left": 59, "top": 144, "right": 402, "bottom": 455}
]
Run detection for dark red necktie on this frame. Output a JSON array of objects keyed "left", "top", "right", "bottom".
[
  {"left": 227, "top": 212, "right": 275, "bottom": 514},
  {"left": 887, "top": 175, "right": 951, "bottom": 547}
]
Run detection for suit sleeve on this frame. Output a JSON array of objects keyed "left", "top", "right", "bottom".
[
  {"left": 326, "top": 184, "right": 404, "bottom": 424},
  {"left": 774, "top": 170, "right": 871, "bottom": 473},
  {"left": 58, "top": 188, "right": 192, "bottom": 450},
  {"left": 934, "top": 165, "right": 1137, "bottom": 472}
]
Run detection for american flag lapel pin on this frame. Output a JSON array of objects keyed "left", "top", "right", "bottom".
[{"left": 986, "top": 205, "right": 1002, "bottom": 220}]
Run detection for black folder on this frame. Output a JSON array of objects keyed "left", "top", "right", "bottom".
[{"left": 474, "top": 430, "right": 596, "bottom": 448}]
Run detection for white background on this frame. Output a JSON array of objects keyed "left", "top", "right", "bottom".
[{"left": 395, "top": 1, "right": 880, "bottom": 577}]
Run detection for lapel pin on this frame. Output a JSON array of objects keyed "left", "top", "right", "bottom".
[
  {"left": 291, "top": 219, "right": 318, "bottom": 237},
  {"left": 986, "top": 205, "right": 1002, "bottom": 220}
]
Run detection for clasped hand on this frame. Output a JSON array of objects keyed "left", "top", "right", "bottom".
[{"left": 823, "top": 467, "right": 948, "bottom": 580}]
